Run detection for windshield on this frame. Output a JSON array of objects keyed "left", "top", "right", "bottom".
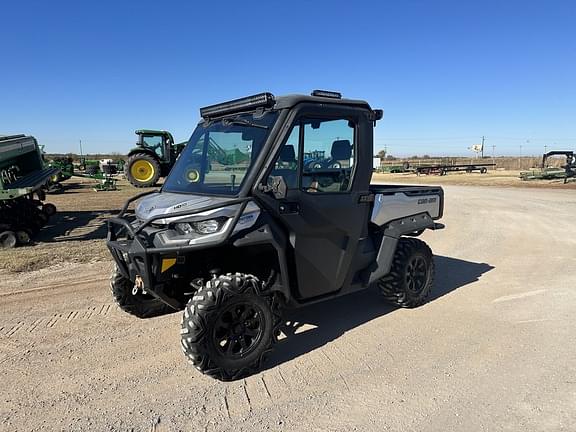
[{"left": 163, "top": 112, "right": 278, "bottom": 195}]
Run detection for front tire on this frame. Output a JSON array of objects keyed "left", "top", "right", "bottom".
[
  {"left": 378, "top": 238, "right": 434, "bottom": 308},
  {"left": 180, "top": 273, "right": 282, "bottom": 381},
  {"left": 110, "top": 266, "right": 173, "bottom": 318}
]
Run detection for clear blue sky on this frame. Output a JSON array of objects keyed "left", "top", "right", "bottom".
[{"left": 1, "top": 0, "right": 574, "bottom": 157}]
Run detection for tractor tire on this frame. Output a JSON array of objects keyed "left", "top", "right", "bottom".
[
  {"left": 378, "top": 238, "right": 435, "bottom": 308},
  {"left": 180, "top": 273, "right": 283, "bottom": 381},
  {"left": 0, "top": 231, "right": 17, "bottom": 249},
  {"left": 125, "top": 153, "right": 161, "bottom": 188},
  {"left": 110, "top": 266, "right": 173, "bottom": 318}
]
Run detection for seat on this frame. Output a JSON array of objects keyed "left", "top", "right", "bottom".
[
  {"left": 272, "top": 144, "right": 297, "bottom": 188},
  {"left": 329, "top": 140, "right": 352, "bottom": 191},
  {"left": 330, "top": 140, "right": 352, "bottom": 161}
]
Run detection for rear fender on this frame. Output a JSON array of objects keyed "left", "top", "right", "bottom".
[{"left": 369, "top": 212, "right": 438, "bottom": 284}]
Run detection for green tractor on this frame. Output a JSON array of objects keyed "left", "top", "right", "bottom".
[{"left": 125, "top": 130, "right": 185, "bottom": 188}]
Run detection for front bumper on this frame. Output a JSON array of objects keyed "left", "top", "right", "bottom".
[
  {"left": 106, "top": 195, "right": 253, "bottom": 310},
  {"left": 107, "top": 217, "right": 183, "bottom": 310}
]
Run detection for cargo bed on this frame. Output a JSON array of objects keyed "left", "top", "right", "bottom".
[{"left": 369, "top": 184, "right": 444, "bottom": 226}]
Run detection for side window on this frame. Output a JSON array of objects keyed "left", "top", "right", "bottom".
[
  {"left": 268, "top": 125, "right": 300, "bottom": 189},
  {"left": 301, "top": 118, "right": 355, "bottom": 192}
]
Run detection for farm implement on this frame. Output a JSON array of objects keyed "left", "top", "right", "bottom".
[
  {"left": 520, "top": 151, "right": 575, "bottom": 183},
  {"left": 415, "top": 163, "right": 495, "bottom": 176},
  {"left": 0, "top": 134, "right": 59, "bottom": 248}
]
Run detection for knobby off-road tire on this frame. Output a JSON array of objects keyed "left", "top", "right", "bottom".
[
  {"left": 180, "top": 273, "right": 283, "bottom": 381},
  {"left": 110, "top": 266, "right": 173, "bottom": 318},
  {"left": 125, "top": 153, "right": 161, "bottom": 188},
  {"left": 378, "top": 238, "right": 435, "bottom": 308}
]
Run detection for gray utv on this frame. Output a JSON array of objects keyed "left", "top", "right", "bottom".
[{"left": 107, "top": 90, "right": 444, "bottom": 381}]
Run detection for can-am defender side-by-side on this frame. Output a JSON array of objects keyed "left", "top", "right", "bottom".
[{"left": 107, "top": 90, "right": 445, "bottom": 381}]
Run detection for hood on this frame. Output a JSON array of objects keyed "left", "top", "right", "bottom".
[{"left": 135, "top": 192, "right": 233, "bottom": 222}]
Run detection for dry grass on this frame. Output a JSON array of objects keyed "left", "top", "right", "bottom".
[
  {"left": 380, "top": 156, "right": 565, "bottom": 171},
  {"left": 1, "top": 239, "right": 109, "bottom": 273},
  {"left": 373, "top": 169, "right": 576, "bottom": 189}
]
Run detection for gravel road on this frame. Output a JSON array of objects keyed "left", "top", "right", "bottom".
[{"left": 1, "top": 185, "right": 575, "bottom": 431}]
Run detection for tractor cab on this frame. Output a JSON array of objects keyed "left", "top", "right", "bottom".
[{"left": 135, "top": 130, "right": 175, "bottom": 164}]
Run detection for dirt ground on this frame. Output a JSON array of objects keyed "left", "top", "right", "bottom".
[{"left": 1, "top": 178, "right": 576, "bottom": 431}]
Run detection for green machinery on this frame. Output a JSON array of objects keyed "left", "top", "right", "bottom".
[
  {"left": 49, "top": 156, "right": 124, "bottom": 192},
  {"left": 124, "top": 130, "right": 186, "bottom": 188},
  {"left": 0, "top": 134, "right": 59, "bottom": 248},
  {"left": 48, "top": 156, "right": 74, "bottom": 184},
  {"left": 520, "top": 151, "right": 576, "bottom": 183}
]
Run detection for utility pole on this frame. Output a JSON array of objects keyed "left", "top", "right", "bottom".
[
  {"left": 544, "top": 144, "right": 548, "bottom": 154},
  {"left": 481, "top": 136, "right": 485, "bottom": 158},
  {"left": 519, "top": 144, "right": 523, "bottom": 170},
  {"left": 492, "top": 144, "right": 496, "bottom": 170}
]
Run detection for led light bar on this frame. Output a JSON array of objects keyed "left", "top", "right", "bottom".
[
  {"left": 311, "top": 89, "right": 342, "bottom": 99},
  {"left": 200, "top": 92, "right": 275, "bottom": 119}
]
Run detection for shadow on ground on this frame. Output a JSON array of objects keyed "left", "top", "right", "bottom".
[
  {"left": 265, "top": 255, "right": 494, "bottom": 369},
  {"left": 36, "top": 210, "right": 118, "bottom": 242}
]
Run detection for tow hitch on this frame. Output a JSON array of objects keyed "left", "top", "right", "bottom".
[{"left": 132, "top": 275, "right": 145, "bottom": 295}]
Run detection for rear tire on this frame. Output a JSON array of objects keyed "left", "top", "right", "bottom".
[
  {"left": 378, "top": 238, "right": 434, "bottom": 308},
  {"left": 110, "top": 266, "right": 173, "bottom": 318},
  {"left": 180, "top": 273, "right": 283, "bottom": 381},
  {"left": 125, "top": 153, "right": 161, "bottom": 188}
]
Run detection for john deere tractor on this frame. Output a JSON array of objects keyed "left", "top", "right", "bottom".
[{"left": 125, "top": 130, "right": 185, "bottom": 188}]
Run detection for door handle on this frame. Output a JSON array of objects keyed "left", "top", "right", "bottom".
[{"left": 279, "top": 202, "right": 300, "bottom": 214}]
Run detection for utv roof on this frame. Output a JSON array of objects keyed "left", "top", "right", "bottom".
[{"left": 200, "top": 90, "right": 374, "bottom": 120}]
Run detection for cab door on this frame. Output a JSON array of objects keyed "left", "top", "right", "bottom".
[{"left": 260, "top": 106, "right": 373, "bottom": 300}]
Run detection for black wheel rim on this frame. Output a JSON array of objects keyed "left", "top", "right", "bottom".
[
  {"left": 405, "top": 256, "right": 428, "bottom": 293},
  {"left": 213, "top": 302, "right": 265, "bottom": 359}
]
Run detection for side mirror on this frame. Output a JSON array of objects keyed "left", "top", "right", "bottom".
[{"left": 267, "top": 175, "right": 287, "bottom": 199}]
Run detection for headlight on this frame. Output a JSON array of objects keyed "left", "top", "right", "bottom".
[
  {"left": 175, "top": 217, "right": 227, "bottom": 235},
  {"left": 192, "top": 219, "right": 221, "bottom": 234},
  {"left": 175, "top": 222, "right": 194, "bottom": 234}
]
